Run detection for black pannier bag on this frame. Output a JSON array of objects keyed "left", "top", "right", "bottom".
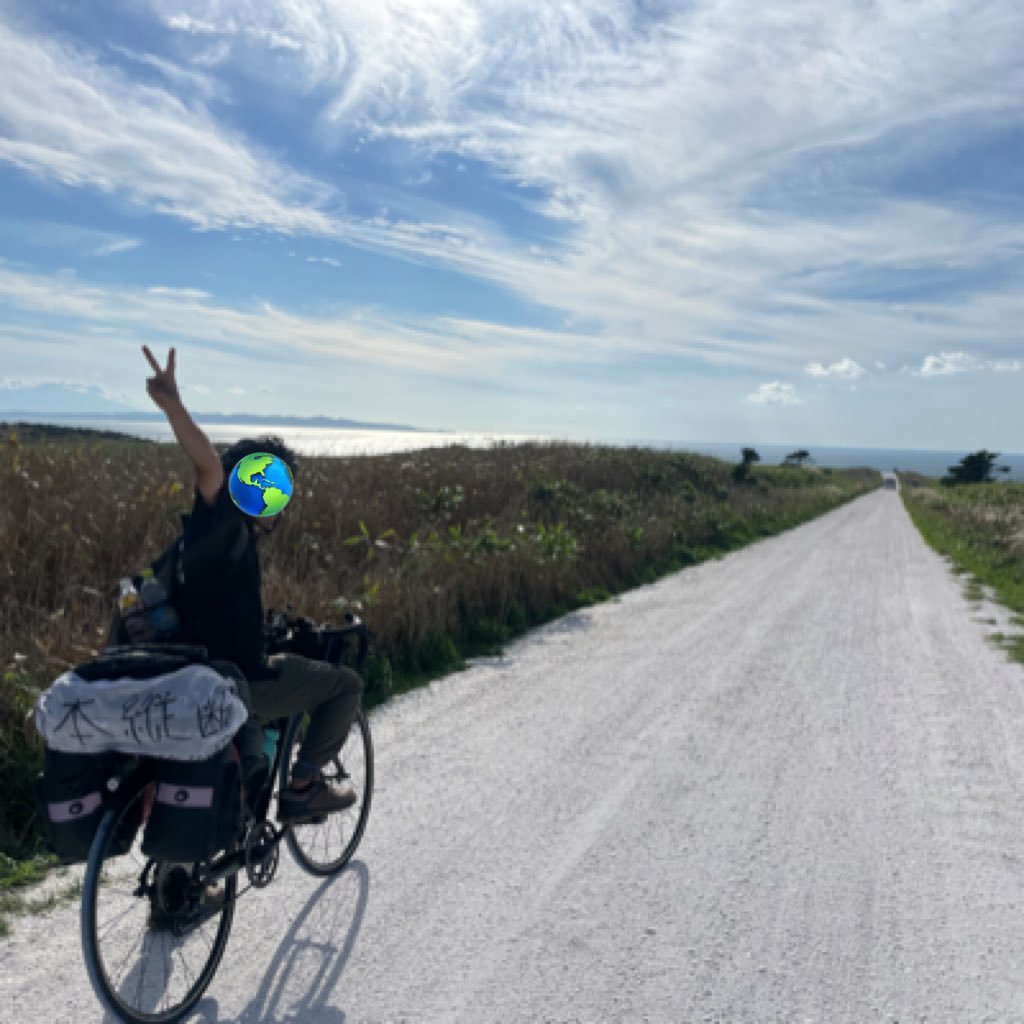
[
  {"left": 34, "top": 748, "right": 143, "bottom": 865},
  {"left": 34, "top": 644, "right": 243, "bottom": 865},
  {"left": 141, "top": 746, "right": 242, "bottom": 863}
]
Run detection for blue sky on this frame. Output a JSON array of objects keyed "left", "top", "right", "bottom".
[{"left": 1, "top": 0, "right": 1022, "bottom": 448}]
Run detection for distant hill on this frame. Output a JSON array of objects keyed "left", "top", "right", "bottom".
[
  {"left": 1, "top": 421, "right": 156, "bottom": 445},
  {"left": 1, "top": 409, "right": 431, "bottom": 433}
]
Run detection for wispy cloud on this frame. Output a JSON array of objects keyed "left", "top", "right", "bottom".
[
  {"left": 2, "top": 2, "right": 1023, "bottom": 396},
  {"left": 913, "top": 351, "right": 1023, "bottom": 377},
  {"left": 305, "top": 256, "right": 343, "bottom": 267},
  {"left": 0, "top": 265, "right": 607, "bottom": 379},
  {"left": 147, "top": 286, "right": 211, "bottom": 299},
  {"left": 135, "top": 0, "right": 1024, "bottom": 379},
  {"left": 107, "top": 43, "right": 224, "bottom": 101},
  {"left": 0, "top": 20, "right": 336, "bottom": 235},
  {"left": 96, "top": 238, "right": 143, "bottom": 256},
  {"left": 0, "top": 219, "right": 142, "bottom": 257}
]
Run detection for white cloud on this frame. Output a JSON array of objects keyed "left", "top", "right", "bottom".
[
  {"left": 305, "top": 256, "right": 343, "bottom": 267},
  {"left": 164, "top": 14, "right": 222, "bottom": 35},
  {"left": 914, "top": 351, "right": 1023, "bottom": 376},
  {"left": 806, "top": 357, "right": 865, "bottom": 379},
  {"left": 747, "top": 382, "right": 800, "bottom": 405}
]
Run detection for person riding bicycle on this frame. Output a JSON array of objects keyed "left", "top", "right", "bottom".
[{"left": 140, "top": 344, "right": 363, "bottom": 822}]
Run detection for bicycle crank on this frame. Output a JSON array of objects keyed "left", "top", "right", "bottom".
[{"left": 244, "top": 820, "right": 281, "bottom": 888}]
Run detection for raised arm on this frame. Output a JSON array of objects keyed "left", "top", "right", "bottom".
[{"left": 142, "top": 345, "right": 224, "bottom": 505}]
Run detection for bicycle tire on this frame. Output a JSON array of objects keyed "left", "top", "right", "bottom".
[
  {"left": 280, "top": 709, "right": 373, "bottom": 877},
  {"left": 81, "top": 784, "right": 236, "bottom": 1023}
]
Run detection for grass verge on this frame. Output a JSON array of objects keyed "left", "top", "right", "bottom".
[{"left": 900, "top": 474, "right": 1024, "bottom": 662}]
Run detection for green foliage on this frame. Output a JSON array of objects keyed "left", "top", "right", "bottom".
[
  {"left": 575, "top": 587, "right": 612, "bottom": 607},
  {"left": 534, "top": 522, "right": 578, "bottom": 561},
  {"left": 942, "top": 449, "right": 1010, "bottom": 486}
]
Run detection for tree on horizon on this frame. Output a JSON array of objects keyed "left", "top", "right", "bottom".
[
  {"left": 942, "top": 449, "right": 1009, "bottom": 486},
  {"left": 783, "top": 449, "right": 812, "bottom": 467},
  {"left": 733, "top": 446, "right": 761, "bottom": 482}
]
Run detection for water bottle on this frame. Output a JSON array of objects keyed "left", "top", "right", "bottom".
[
  {"left": 262, "top": 727, "right": 280, "bottom": 762},
  {"left": 118, "top": 578, "right": 148, "bottom": 642},
  {"left": 139, "top": 568, "right": 162, "bottom": 607},
  {"left": 139, "top": 568, "right": 180, "bottom": 640}
]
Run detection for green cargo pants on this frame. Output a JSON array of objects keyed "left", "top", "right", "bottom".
[
  {"left": 217, "top": 655, "right": 364, "bottom": 772},
  {"left": 251, "top": 654, "right": 364, "bottom": 769}
]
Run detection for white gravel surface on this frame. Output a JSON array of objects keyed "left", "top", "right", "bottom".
[{"left": 6, "top": 489, "right": 1024, "bottom": 1023}]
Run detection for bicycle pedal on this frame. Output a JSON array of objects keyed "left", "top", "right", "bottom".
[{"left": 282, "top": 813, "right": 328, "bottom": 826}]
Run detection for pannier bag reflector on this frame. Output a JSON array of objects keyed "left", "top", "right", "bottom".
[
  {"left": 142, "top": 749, "right": 242, "bottom": 862},
  {"left": 34, "top": 748, "right": 142, "bottom": 865},
  {"left": 156, "top": 783, "right": 214, "bottom": 809},
  {"left": 49, "top": 791, "right": 103, "bottom": 823}
]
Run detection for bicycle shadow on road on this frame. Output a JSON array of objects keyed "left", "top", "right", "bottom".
[{"left": 188, "top": 859, "right": 371, "bottom": 1024}]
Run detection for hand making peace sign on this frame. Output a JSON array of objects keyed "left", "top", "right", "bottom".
[{"left": 142, "top": 345, "right": 181, "bottom": 412}]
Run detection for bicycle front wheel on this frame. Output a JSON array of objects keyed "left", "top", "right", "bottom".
[
  {"left": 280, "top": 708, "right": 373, "bottom": 876},
  {"left": 81, "top": 783, "right": 235, "bottom": 1024}
]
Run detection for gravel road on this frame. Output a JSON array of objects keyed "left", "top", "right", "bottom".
[{"left": 5, "top": 488, "right": 1024, "bottom": 1023}]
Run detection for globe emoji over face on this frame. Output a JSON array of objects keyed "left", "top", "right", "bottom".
[{"left": 228, "top": 453, "right": 294, "bottom": 517}]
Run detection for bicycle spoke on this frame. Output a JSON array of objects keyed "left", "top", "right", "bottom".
[
  {"left": 161, "top": 931, "right": 171, "bottom": 1014},
  {"left": 96, "top": 899, "right": 144, "bottom": 940},
  {"left": 176, "top": 940, "right": 196, "bottom": 996},
  {"left": 134, "top": 929, "right": 151, "bottom": 1010},
  {"left": 109, "top": 922, "right": 147, "bottom": 990}
]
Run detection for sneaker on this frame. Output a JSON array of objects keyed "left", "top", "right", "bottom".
[{"left": 278, "top": 777, "right": 357, "bottom": 823}]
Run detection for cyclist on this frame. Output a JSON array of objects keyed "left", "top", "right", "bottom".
[{"left": 140, "top": 344, "right": 363, "bottom": 822}]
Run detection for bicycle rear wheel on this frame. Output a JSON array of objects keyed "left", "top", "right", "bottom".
[
  {"left": 280, "top": 709, "right": 373, "bottom": 876},
  {"left": 81, "top": 783, "right": 235, "bottom": 1024}
]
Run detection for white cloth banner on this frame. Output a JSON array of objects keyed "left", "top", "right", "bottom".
[{"left": 34, "top": 665, "right": 248, "bottom": 761}]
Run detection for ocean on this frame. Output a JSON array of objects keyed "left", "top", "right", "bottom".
[
  {"left": 8, "top": 416, "right": 1024, "bottom": 481},
  {"left": 648, "top": 441, "right": 1024, "bottom": 482}
]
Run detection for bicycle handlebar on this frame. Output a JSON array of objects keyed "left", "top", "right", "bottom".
[{"left": 263, "top": 607, "right": 369, "bottom": 667}]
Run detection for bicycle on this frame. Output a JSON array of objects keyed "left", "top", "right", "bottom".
[{"left": 78, "top": 610, "right": 374, "bottom": 1024}]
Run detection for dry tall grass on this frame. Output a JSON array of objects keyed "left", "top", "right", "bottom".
[{"left": 0, "top": 427, "right": 878, "bottom": 856}]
